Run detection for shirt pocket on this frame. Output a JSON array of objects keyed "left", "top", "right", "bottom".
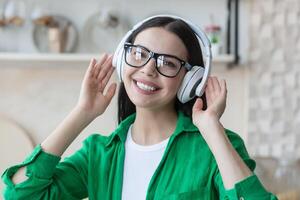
[{"left": 161, "top": 187, "right": 210, "bottom": 200}]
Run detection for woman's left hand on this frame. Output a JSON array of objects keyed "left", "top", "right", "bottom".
[{"left": 192, "top": 76, "right": 227, "bottom": 133}]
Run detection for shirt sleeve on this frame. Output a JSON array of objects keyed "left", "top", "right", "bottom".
[
  {"left": 1, "top": 135, "right": 93, "bottom": 200},
  {"left": 213, "top": 129, "right": 278, "bottom": 200}
]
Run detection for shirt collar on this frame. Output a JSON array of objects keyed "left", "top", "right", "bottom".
[{"left": 105, "top": 111, "right": 198, "bottom": 148}]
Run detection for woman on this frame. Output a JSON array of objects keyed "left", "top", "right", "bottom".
[{"left": 2, "top": 16, "right": 277, "bottom": 199}]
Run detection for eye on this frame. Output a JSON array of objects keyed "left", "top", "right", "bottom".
[
  {"left": 163, "top": 60, "right": 176, "bottom": 68},
  {"left": 130, "top": 47, "right": 148, "bottom": 59},
  {"left": 158, "top": 56, "right": 178, "bottom": 68}
]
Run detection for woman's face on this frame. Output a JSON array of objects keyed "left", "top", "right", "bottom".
[{"left": 123, "top": 27, "right": 189, "bottom": 111}]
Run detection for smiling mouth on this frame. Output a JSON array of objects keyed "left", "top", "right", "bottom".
[{"left": 133, "top": 80, "right": 160, "bottom": 92}]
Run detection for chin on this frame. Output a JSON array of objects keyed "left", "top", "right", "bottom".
[
  {"left": 129, "top": 98, "right": 156, "bottom": 108},
  {"left": 131, "top": 97, "right": 174, "bottom": 111}
]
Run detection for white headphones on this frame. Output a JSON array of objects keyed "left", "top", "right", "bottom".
[{"left": 112, "top": 14, "right": 212, "bottom": 104}]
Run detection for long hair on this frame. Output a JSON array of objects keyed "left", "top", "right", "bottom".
[{"left": 118, "top": 17, "right": 206, "bottom": 124}]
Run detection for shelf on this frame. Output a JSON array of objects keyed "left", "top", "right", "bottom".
[
  {"left": 0, "top": 53, "right": 235, "bottom": 68},
  {"left": 0, "top": 53, "right": 98, "bottom": 62},
  {"left": 212, "top": 54, "right": 235, "bottom": 64},
  {"left": 0, "top": 53, "right": 98, "bottom": 68}
]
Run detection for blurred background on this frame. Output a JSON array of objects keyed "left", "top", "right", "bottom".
[{"left": 0, "top": 0, "right": 300, "bottom": 199}]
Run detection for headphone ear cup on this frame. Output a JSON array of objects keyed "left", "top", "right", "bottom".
[
  {"left": 194, "top": 73, "right": 207, "bottom": 97},
  {"left": 113, "top": 46, "right": 122, "bottom": 82},
  {"left": 177, "top": 66, "right": 205, "bottom": 103},
  {"left": 114, "top": 48, "right": 125, "bottom": 82},
  {"left": 119, "top": 50, "right": 125, "bottom": 82},
  {"left": 112, "top": 52, "right": 118, "bottom": 68}
]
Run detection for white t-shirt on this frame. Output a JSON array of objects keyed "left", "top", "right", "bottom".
[{"left": 121, "top": 125, "right": 170, "bottom": 200}]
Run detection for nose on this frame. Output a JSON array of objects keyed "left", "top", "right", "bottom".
[{"left": 140, "top": 58, "right": 157, "bottom": 76}]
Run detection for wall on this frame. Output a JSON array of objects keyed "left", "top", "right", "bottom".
[{"left": 248, "top": 0, "right": 300, "bottom": 159}]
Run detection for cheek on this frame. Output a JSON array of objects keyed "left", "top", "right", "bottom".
[
  {"left": 122, "top": 67, "right": 131, "bottom": 90},
  {"left": 173, "top": 70, "right": 186, "bottom": 90},
  {"left": 122, "top": 66, "right": 140, "bottom": 96},
  {"left": 123, "top": 65, "right": 135, "bottom": 81},
  {"left": 165, "top": 76, "right": 185, "bottom": 96}
]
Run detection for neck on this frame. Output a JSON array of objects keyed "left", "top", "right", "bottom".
[{"left": 131, "top": 107, "right": 178, "bottom": 146}]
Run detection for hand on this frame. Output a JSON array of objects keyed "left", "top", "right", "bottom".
[
  {"left": 192, "top": 76, "right": 227, "bottom": 132},
  {"left": 75, "top": 54, "right": 117, "bottom": 119}
]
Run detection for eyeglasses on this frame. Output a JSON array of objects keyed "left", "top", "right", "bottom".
[{"left": 123, "top": 43, "right": 192, "bottom": 78}]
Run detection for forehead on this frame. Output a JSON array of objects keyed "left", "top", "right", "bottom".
[{"left": 133, "top": 27, "right": 188, "bottom": 60}]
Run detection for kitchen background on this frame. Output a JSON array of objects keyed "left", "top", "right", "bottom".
[{"left": 0, "top": 0, "right": 299, "bottom": 199}]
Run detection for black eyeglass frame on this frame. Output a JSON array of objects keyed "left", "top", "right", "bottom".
[{"left": 123, "top": 42, "right": 193, "bottom": 78}]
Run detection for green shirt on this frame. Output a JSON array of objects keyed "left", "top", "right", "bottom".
[{"left": 2, "top": 111, "right": 277, "bottom": 200}]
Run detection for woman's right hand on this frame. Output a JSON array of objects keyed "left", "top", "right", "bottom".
[{"left": 75, "top": 54, "right": 117, "bottom": 119}]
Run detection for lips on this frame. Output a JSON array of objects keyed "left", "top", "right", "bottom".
[{"left": 133, "top": 78, "right": 161, "bottom": 89}]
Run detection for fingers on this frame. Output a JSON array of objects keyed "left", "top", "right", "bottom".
[
  {"left": 211, "top": 77, "right": 221, "bottom": 93},
  {"left": 93, "top": 54, "right": 109, "bottom": 78},
  {"left": 83, "top": 58, "right": 97, "bottom": 80},
  {"left": 205, "top": 78, "right": 213, "bottom": 105},
  {"left": 192, "top": 98, "right": 204, "bottom": 113},
  {"left": 99, "top": 66, "right": 115, "bottom": 92},
  {"left": 206, "top": 76, "right": 225, "bottom": 93},
  {"left": 96, "top": 54, "right": 115, "bottom": 92},
  {"left": 97, "top": 55, "right": 114, "bottom": 81},
  {"left": 104, "top": 83, "right": 117, "bottom": 102},
  {"left": 205, "top": 76, "right": 227, "bottom": 105},
  {"left": 220, "top": 79, "right": 227, "bottom": 97},
  {"left": 89, "top": 53, "right": 116, "bottom": 93}
]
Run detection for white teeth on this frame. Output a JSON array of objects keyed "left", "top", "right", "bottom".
[{"left": 136, "top": 81, "right": 157, "bottom": 91}]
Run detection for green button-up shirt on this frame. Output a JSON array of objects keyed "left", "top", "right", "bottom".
[{"left": 2, "top": 111, "right": 277, "bottom": 200}]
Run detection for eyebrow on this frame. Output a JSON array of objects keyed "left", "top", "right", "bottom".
[{"left": 133, "top": 43, "right": 187, "bottom": 61}]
